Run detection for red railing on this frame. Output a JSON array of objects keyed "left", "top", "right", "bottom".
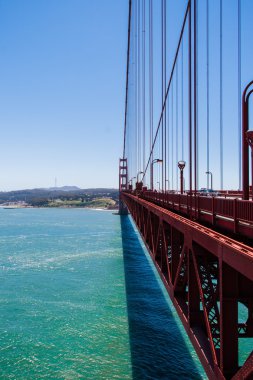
[{"left": 127, "top": 190, "right": 253, "bottom": 238}]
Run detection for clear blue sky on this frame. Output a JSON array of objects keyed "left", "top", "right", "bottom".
[
  {"left": 1, "top": 1, "right": 253, "bottom": 191},
  {"left": 0, "top": 0, "right": 128, "bottom": 190}
]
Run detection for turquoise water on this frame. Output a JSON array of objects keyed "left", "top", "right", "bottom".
[{"left": 0, "top": 208, "right": 206, "bottom": 379}]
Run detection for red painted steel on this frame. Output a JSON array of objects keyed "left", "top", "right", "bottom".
[
  {"left": 242, "top": 81, "right": 253, "bottom": 200},
  {"left": 138, "top": 190, "right": 253, "bottom": 239},
  {"left": 119, "top": 159, "right": 128, "bottom": 214},
  {"left": 121, "top": 192, "right": 253, "bottom": 380},
  {"left": 246, "top": 130, "right": 253, "bottom": 201}
]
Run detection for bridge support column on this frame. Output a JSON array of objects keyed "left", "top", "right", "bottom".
[
  {"left": 119, "top": 158, "right": 128, "bottom": 215},
  {"left": 220, "top": 261, "right": 238, "bottom": 378}
]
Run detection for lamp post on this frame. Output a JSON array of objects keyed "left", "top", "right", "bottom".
[
  {"left": 137, "top": 171, "right": 144, "bottom": 183},
  {"left": 157, "top": 181, "right": 160, "bottom": 191},
  {"left": 178, "top": 161, "right": 186, "bottom": 194},
  {"left": 165, "top": 179, "right": 170, "bottom": 191},
  {"left": 246, "top": 130, "right": 253, "bottom": 199},
  {"left": 206, "top": 171, "right": 213, "bottom": 190},
  {"left": 150, "top": 159, "right": 163, "bottom": 190},
  {"left": 129, "top": 176, "right": 136, "bottom": 189}
]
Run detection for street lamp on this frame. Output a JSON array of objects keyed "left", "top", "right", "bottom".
[
  {"left": 246, "top": 130, "right": 253, "bottom": 199},
  {"left": 178, "top": 161, "right": 186, "bottom": 194},
  {"left": 137, "top": 171, "right": 144, "bottom": 183},
  {"left": 206, "top": 171, "right": 213, "bottom": 190},
  {"left": 150, "top": 159, "right": 163, "bottom": 190},
  {"left": 129, "top": 176, "right": 136, "bottom": 189},
  {"left": 157, "top": 181, "right": 160, "bottom": 191},
  {"left": 165, "top": 179, "right": 170, "bottom": 191}
]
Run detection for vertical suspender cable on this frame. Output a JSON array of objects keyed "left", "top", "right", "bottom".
[
  {"left": 142, "top": 0, "right": 146, "bottom": 179},
  {"left": 164, "top": 0, "right": 167, "bottom": 191},
  {"left": 149, "top": 0, "right": 153, "bottom": 188},
  {"left": 131, "top": 6, "right": 134, "bottom": 176},
  {"left": 176, "top": 63, "right": 179, "bottom": 190},
  {"left": 161, "top": 0, "right": 165, "bottom": 190},
  {"left": 194, "top": 0, "right": 197, "bottom": 195},
  {"left": 135, "top": 1, "right": 138, "bottom": 175},
  {"left": 189, "top": 1, "right": 192, "bottom": 198},
  {"left": 138, "top": 0, "right": 141, "bottom": 173},
  {"left": 128, "top": 22, "right": 132, "bottom": 175},
  {"left": 168, "top": 91, "right": 170, "bottom": 190},
  {"left": 123, "top": 0, "right": 132, "bottom": 159},
  {"left": 172, "top": 80, "right": 174, "bottom": 190},
  {"left": 206, "top": 0, "right": 209, "bottom": 188},
  {"left": 182, "top": 37, "right": 184, "bottom": 161},
  {"left": 148, "top": 0, "right": 150, "bottom": 168},
  {"left": 220, "top": 0, "right": 223, "bottom": 189},
  {"left": 238, "top": 0, "right": 241, "bottom": 189},
  {"left": 142, "top": 2, "right": 190, "bottom": 182}
]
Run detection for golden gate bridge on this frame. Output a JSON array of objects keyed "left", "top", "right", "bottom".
[{"left": 119, "top": 1, "right": 253, "bottom": 379}]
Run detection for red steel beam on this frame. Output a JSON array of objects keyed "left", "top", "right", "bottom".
[
  {"left": 141, "top": 191, "right": 253, "bottom": 239},
  {"left": 121, "top": 192, "right": 253, "bottom": 380}
]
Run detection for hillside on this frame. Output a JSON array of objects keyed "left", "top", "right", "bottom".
[{"left": 0, "top": 188, "right": 119, "bottom": 210}]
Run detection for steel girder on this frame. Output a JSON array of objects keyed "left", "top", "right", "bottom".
[{"left": 121, "top": 193, "right": 253, "bottom": 380}]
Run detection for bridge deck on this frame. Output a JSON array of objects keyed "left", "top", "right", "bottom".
[
  {"left": 132, "top": 190, "right": 253, "bottom": 240},
  {"left": 121, "top": 192, "right": 253, "bottom": 380}
]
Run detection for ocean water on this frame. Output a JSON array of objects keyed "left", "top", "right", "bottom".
[{"left": 0, "top": 208, "right": 207, "bottom": 379}]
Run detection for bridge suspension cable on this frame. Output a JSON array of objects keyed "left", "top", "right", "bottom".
[
  {"left": 142, "top": 1, "right": 190, "bottom": 182},
  {"left": 149, "top": 0, "right": 153, "bottom": 170},
  {"left": 206, "top": 0, "right": 210, "bottom": 189},
  {"left": 123, "top": 0, "right": 251, "bottom": 193},
  {"left": 238, "top": 0, "right": 241, "bottom": 189},
  {"left": 142, "top": 0, "right": 146, "bottom": 180},
  {"left": 220, "top": 0, "right": 223, "bottom": 190},
  {"left": 123, "top": 0, "right": 132, "bottom": 160}
]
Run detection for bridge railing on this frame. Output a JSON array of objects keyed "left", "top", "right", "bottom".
[
  {"left": 237, "top": 199, "right": 253, "bottom": 222},
  {"left": 127, "top": 190, "right": 253, "bottom": 238},
  {"left": 215, "top": 197, "right": 234, "bottom": 218}
]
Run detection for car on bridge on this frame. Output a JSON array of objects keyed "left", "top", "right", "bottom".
[{"left": 198, "top": 188, "right": 220, "bottom": 197}]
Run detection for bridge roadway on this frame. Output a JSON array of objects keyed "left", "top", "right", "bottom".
[{"left": 120, "top": 191, "right": 253, "bottom": 380}]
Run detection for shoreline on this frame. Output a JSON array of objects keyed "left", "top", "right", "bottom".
[{"left": 0, "top": 205, "right": 118, "bottom": 211}]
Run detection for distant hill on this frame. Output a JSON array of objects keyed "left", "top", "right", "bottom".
[
  {"left": 0, "top": 187, "right": 119, "bottom": 209},
  {"left": 47, "top": 186, "right": 81, "bottom": 192}
]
